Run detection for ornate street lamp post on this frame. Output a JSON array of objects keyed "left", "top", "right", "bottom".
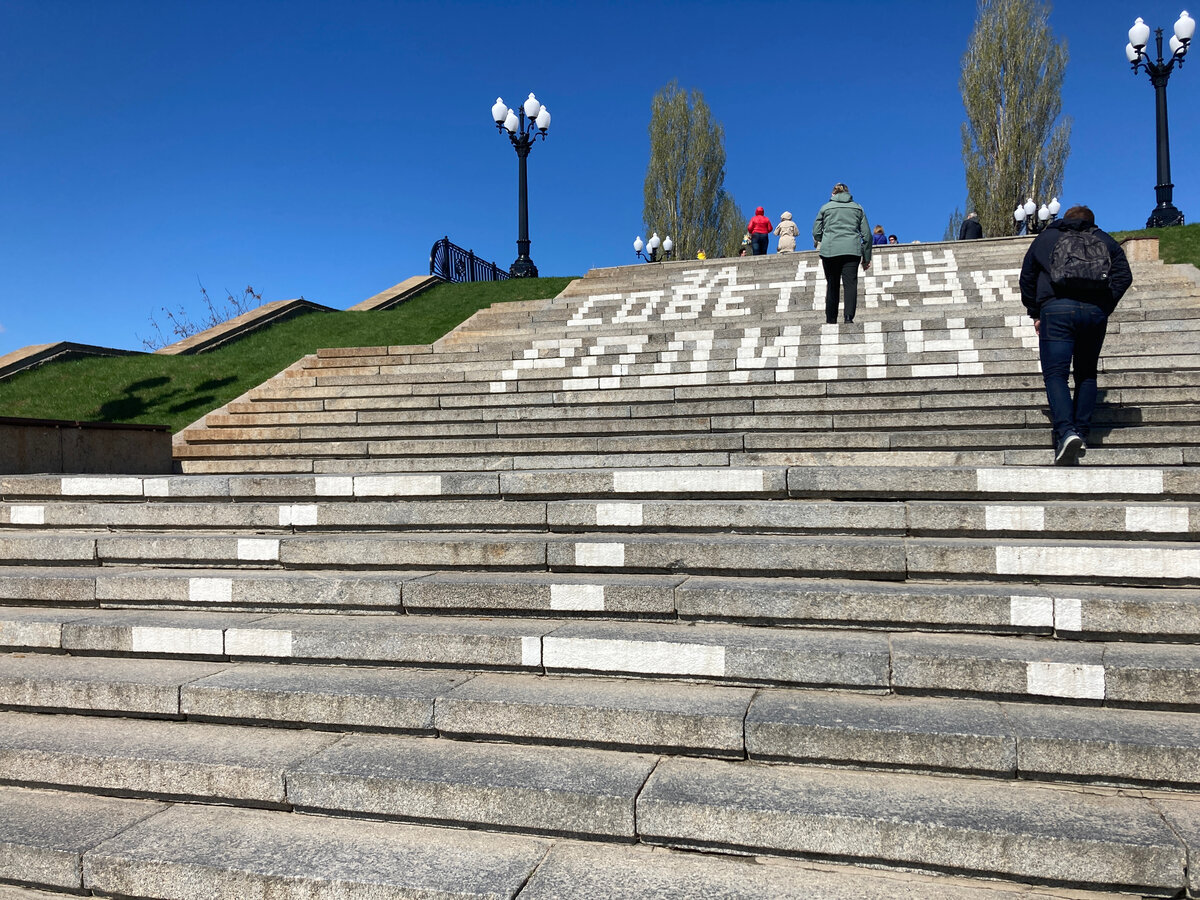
[
  {"left": 633, "top": 232, "right": 674, "bottom": 263},
  {"left": 491, "top": 94, "right": 551, "bottom": 277},
  {"left": 1125, "top": 11, "right": 1194, "bottom": 227},
  {"left": 1014, "top": 197, "right": 1060, "bottom": 235}
]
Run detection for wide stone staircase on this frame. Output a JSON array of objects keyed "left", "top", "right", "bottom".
[{"left": 0, "top": 236, "right": 1199, "bottom": 898}]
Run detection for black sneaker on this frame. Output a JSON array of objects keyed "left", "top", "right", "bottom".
[{"left": 1054, "top": 433, "right": 1083, "bottom": 465}]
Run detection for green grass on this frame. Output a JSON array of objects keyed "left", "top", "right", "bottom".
[
  {"left": 1112, "top": 221, "right": 1200, "bottom": 268},
  {"left": 0, "top": 277, "right": 576, "bottom": 434}
]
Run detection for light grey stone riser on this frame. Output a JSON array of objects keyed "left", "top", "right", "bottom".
[
  {"left": 3, "top": 498, "right": 1198, "bottom": 543},
  {"left": 742, "top": 447, "right": 1200, "bottom": 468},
  {"left": 178, "top": 404, "right": 1200, "bottom": 447},
  {"left": 7, "top": 463, "right": 1200, "bottom": 504},
  {"left": 0, "top": 605, "right": 1197, "bottom": 703},
  {"left": 0, "top": 789, "right": 1154, "bottom": 900},
  {"left": 0, "top": 706, "right": 1198, "bottom": 862},
  {"left": 0, "top": 566, "right": 1196, "bottom": 641},
  {"left": 170, "top": 422, "right": 1200, "bottom": 468}
]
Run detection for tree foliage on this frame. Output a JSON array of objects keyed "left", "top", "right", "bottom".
[
  {"left": 960, "top": 0, "right": 1071, "bottom": 239},
  {"left": 643, "top": 81, "right": 744, "bottom": 259}
]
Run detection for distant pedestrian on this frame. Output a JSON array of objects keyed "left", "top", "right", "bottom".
[
  {"left": 888, "top": 234, "right": 898, "bottom": 244},
  {"left": 1018, "top": 204, "right": 1133, "bottom": 465},
  {"left": 747, "top": 207, "right": 773, "bottom": 255},
  {"left": 812, "top": 183, "right": 872, "bottom": 324},
  {"left": 872, "top": 224, "right": 887, "bottom": 246},
  {"left": 774, "top": 212, "right": 799, "bottom": 253},
  {"left": 959, "top": 212, "right": 984, "bottom": 240}
]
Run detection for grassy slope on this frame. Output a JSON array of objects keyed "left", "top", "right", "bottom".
[{"left": 0, "top": 277, "right": 575, "bottom": 434}]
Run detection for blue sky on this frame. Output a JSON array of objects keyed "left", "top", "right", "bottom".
[{"left": 1, "top": 0, "right": 1196, "bottom": 357}]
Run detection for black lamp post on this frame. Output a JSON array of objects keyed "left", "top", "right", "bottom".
[
  {"left": 1014, "top": 197, "right": 1060, "bottom": 235},
  {"left": 491, "top": 94, "right": 551, "bottom": 278},
  {"left": 1126, "top": 12, "right": 1194, "bottom": 227}
]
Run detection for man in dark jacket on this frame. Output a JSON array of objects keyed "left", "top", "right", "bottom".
[
  {"left": 1019, "top": 205, "right": 1133, "bottom": 464},
  {"left": 959, "top": 212, "right": 984, "bottom": 240}
]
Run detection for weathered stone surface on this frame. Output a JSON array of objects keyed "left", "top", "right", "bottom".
[
  {"left": 436, "top": 672, "right": 753, "bottom": 756},
  {"left": 83, "top": 804, "right": 549, "bottom": 899},
  {"left": 182, "top": 663, "right": 469, "bottom": 729},
  {"left": 278, "top": 533, "right": 547, "bottom": 569},
  {"left": 0, "top": 785, "right": 163, "bottom": 890},
  {"left": 520, "top": 842, "right": 1122, "bottom": 900},
  {"left": 747, "top": 690, "right": 1016, "bottom": 774},
  {"left": 403, "top": 571, "right": 680, "bottom": 615},
  {"left": 1153, "top": 797, "right": 1200, "bottom": 896},
  {"left": 1102, "top": 642, "right": 1200, "bottom": 707},
  {"left": 543, "top": 621, "right": 889, "bottom": 686},
  {"left": 1004, "top": 703, "right": 1200, "bottom": 787},
  {"left": 0, "top": 568, "right": 95, "bottom": 604},
  {"left": 0, "top": 711, "right": 339, "bottom": 803},
  {"left": 0, "top": 654, "right": 227, "bottom": 715},
  {"left": 290, "top": 734, "right": 656, "bottom": 837},
  {"left": 637, "top": 758, "right": 1187, "bottom": 892},
  {"left": 60, "top": 609, "right": 269, "bottom": 655}
]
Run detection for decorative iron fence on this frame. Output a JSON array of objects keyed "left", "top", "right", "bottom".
[{"left": 429, "top": 237, "right": 511, "bottom": 283}]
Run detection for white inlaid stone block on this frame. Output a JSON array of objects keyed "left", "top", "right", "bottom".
[
  {"left": 314, "top": 476, "right": 354, "bottom": 496},
  {"left": 1010, "top": 595, "right": 1054, "bottom": 628},
  {"left": 521, "top": 636, "right": 542, "bottom": 667},
  {"left": 977, "top": 468, "right": 1164, "bottom": 495},
  {"left": 613, "top": 469, "right": 764, "bottom": 493},
  {"left": 575, "top": 543, "right": 625, "bottom": 567},
  {"left": 189, "top": 578, "right": 233, "bottom": 605},
  {"left": 490, "top": 381, "right": 509, "bottom": 393},
  {"left": 997, "top": 545, "right": 1200, "bottom": 579},
  {"left": 544, "top": 637, "right": 726, "bottom": 677},
  {"left": 985, "top": 506, "right": 1045, "bottom": 531},
  {"left": 226, "top": 628, "right": 293, "bottom": 657},
  {"left": 279, "top": 505, "right": 319, "bottom": 527},
  {"left": 596, "top": 503, "right": 643, "bottom": 527},
  {"left": 1055, "top": 597, "right": 1083, "bottom": 632},
  {"left": 60, "top": 477, "right": 143, "bottom": 496},
  {"left": 1026, "top": 661, "right": 1105, "bottom": 700},
  {"left": 1125, "top": 506, "right": 1189, "bottom": 532},
  {"left": 9, "top": 506, "right": 45, "bottom": 525},
  {"left": 238, "top": 539, "right": 280, "bottom": 561},
  {"left": 142, "top": 479, "right": 171, "bottom": 497},
  {"left": 355, "top": 475, "right": 442, "bottom": 496},
  {"left": 131, "top": 626, "right": 223, "bottom": 656},
  {"left": 550, "top": 584, "right": 606, "bottom": 611}
]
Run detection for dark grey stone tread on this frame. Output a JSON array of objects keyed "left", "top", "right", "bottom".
[
  {"left": 0, "top": 785, "right": 163, "bottom": 891},
  {"left": 82, "top": 803, "right": 549, "bottom": 900},
  {"left": 636, "top": 757, "right": 1188, "bottom": 892}
]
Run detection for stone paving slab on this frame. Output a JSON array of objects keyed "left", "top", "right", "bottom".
[
  {"left": 636, "top": 757, "right": 1187, "bottom": 892},
  {"left": 0, "top": 786, "right": 163, "bottom": 891},
  {"left": 82, "top": 803, "right": 550, "bottom": 900},
  {"left": 0, "top": 654, "right": 228, "bottom": 715},
  {"left": 1152, "top": 797, "right": 1200, "bottom": 896},
  {"left": 181, "top": 663, "right": 470, "bottom": 729},
  {"left": 403, "top": 571, "right": 682, "bottom": 615},
  {"left": 435, "top": 672, "right": 754, "bottom": 757},
  {"left": 289, "top": 733, "right": 657, "bottom": 838},
  {"left": 0, "top": 710, "right": 339, "bottom": 803},
  {"left": 520, "top": 841, "right": 1132, "bottom": 900},
  {"left": 541, "top": 621, "right": 889, "bottom": 686}
]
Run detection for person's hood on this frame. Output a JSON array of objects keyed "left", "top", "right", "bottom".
[
  {"left": 1048, "top": 217, "right": 1094, "bottom": 232},
  {"left": 831, "top": 191, "right": 853, "bottom": 203},
  {"left": 755, "top": 206, "right": 765, "bottom": 215},
  {"left": 780, "top": 211, "right": 792, "bottom": 220}
]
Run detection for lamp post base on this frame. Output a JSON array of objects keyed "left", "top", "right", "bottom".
[
  {"left": 1146, "top": 203, "right": 1185, "bottom": 228},
  {"left": 509, "top": 256, "right": 539, "bottom": 278}
]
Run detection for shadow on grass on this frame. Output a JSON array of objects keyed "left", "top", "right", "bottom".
[{"left": 96, "top": 377, "right": 182, "bottom": 421}]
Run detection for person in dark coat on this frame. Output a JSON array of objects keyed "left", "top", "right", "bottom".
[
  {"left": 1018, "top": 204, "right": 1133, "bottom": 464},
  {"left": 959, "top": 212, "right": 984, "bottom": 240}
]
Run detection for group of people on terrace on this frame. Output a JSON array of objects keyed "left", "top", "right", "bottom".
[{"left": 748, "top": 188, "right": 1134, "bottom": 466}]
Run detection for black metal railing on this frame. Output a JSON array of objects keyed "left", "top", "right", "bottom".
[{"left": 429, "top": 237, "right": 511, "bottom": 283}]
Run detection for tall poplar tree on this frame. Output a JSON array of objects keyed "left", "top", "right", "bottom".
[
  {"left": 960, "top": 0, "right": 1072, "bottom": 239},
  {"left": 643, "top": 82, "right": 744, "bottom": 259}
]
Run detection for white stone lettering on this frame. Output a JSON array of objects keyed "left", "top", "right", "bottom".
[
  {"left": 543, "top": 636, "right": 726, "bottom": 677},
  {"left": 189, "top": 578, "right": 233, "bottom": 605},
  {"left": 238, "top": 539, "right": 280, "bottom": 561},
  {"left": 550, "top": 584, "right": 606, "bottom": 611},
  {"left": 1010, "top": 595, "right": 1055, "bottom": 628},
  {"left": 226, "top": 628, "right": 293, "bottom": 657},
  {"left": 575, "top": 543, "right": 625, "bottom": 567},
  {"left": 1026, "top": 661, "right": 1105, "bottom": 699}
]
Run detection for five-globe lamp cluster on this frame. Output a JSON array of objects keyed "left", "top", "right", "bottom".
[
  {"left": 491, "top": 93, "right": 551, "bottom": 278},
  {"left": 1014, "top": 197, "right": 1060, "bottom": 235},
  {"left": 633, "top": 233, "right": 674, "bottom": 263}
]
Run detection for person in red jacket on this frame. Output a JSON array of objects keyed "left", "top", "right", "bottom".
[{"left": 747, "top": 207, "right": 772, "bottom": 255}]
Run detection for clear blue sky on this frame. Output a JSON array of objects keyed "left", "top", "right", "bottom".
[{"left": 1, "top": 0, "right": 1196, "bottom": 357}]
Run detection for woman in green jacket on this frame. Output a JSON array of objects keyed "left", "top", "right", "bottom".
[{"left": 812, "top": 183, "right": 872, "bottom": 324}]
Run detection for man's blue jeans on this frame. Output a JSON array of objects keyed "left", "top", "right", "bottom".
[{"left": 1038, "top": 299, "right": 1110, "bottom": 445}]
